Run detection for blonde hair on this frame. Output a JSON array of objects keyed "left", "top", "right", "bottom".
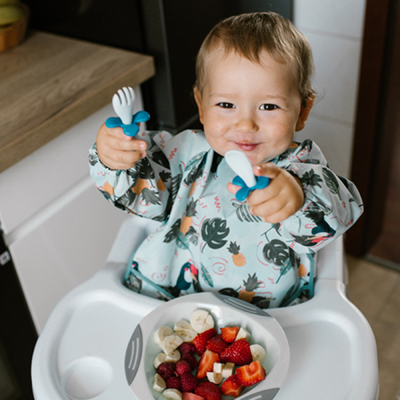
[{"left": 195, "top": 12, "right": 315, "bottom": 106}]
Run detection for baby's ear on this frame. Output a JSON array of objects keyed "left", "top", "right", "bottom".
[
  {"left": 193, "top": 87, "right": 204, "bottom": 124},
  {"left": 295, "top": 95, "right": 314, "bottom": 131}
]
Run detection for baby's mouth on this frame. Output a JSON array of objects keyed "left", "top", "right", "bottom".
[{"left": 235, "top": 142, "right": 259, "bottom": 151}]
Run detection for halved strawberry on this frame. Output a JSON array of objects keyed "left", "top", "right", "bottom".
[
  {"left": 236, "top": 360, "right": 266, "bottom": 387},
  {"left": 220, "top": 326, "right": 239, "bottom": 343},
  {"left": 193, "top": 328, "right": 217, "bottom": 356},
  {"left": 220, "top": 374, "right": 244, "bottom": 397},
  {"left": 195, "top": 381, "right": 221, "bottom": 400},
  {"left": 196, "top": 350, "right": 220, "bottom": 379},
  {"left": 183, "top": 393, "right": 205, "bottom": 400},
  {"left": 205, "top": 334, "right": 229, "bottom": 355},
  {"left": 220, "top": 338, "right": 252, "bottom": 366}
]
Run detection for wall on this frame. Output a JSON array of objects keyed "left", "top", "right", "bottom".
[{"left": 293, "top": 0, "right": 366, "bottom": 178}]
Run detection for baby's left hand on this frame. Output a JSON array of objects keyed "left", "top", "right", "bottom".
[{"left": 227, "top": 163, "right": 304, "bottom": 223}]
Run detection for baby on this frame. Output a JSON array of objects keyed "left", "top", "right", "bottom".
[{"left": 89, "top": 12, "right": 363, "bottom": 308}]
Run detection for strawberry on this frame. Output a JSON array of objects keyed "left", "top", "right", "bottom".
[
  {"left": 195, "top": 381, "right": 221, "bottom": 400},
  {"left": 182, "top": 353, "right": 199, "bottom": 370},
  {"left": 193, "top": 328, "right": 217, "bottom": 356},
  {"left": 220, "top": 338, "right": 252, "bottom": 366},
  {"left": 220, "top": 326, "right": 239, "bottom": 343},
  {"left": 180, "top": 372, "right": 199, "bottom": 392},
  {"left": 205, "top": 334, "right": 229, "bottom": 355},
  {"left": 236, "top": 361, "right": 266, "bottom": 387},
  {"left": 176, "top": 360, "right": 192, "bottom": 375},
  {"left": 157, "top": 362, "right": 176, "bottom": 380},
  {"left": 196, "top": 350, "right": 220, "bottom": 380},
  {"left": 220, "top": 374, "right": 244, "bottom": 397},
  {"left": 166, "top": 376, "right": 181, "bottom": 390},
  {"left": 183, "top": 393, "right": 204, "bottom": 400},
  {"left": 180, "top": 342, "right": 196, "bottom": 355}
]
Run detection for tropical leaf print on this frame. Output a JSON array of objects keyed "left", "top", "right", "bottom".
[
  {"left": 115, "top": 189, "right": 137, "bottom": 208},
  {"left": 151, "top": 149, "right": 170, "bottom": 168},
  {"left": 126, "top": 168, "right": 139, "bottom": 180},
  {"left": 164, "top": 219, "right": 181, "bottom": 243},
  {"left": 201, "top": 218, "right": 230, "bottom": 252},
  {"left": 185, "top": 152, "right": 207, "bottom": 172},
  {"left": 232, "top": 202, "right": 262, "bottom": 223},
  {"left": 88, "top": 152, "right": 98, "bottom": 166},
  {"left": 171, "top": 164, "right": 183, "bottom": 203},
  {"left": 276, "top": 258, "right": 292, "bottom": 283},
  {"left": 304, "top": 201, "right": 333, "bottom": 235},
  {"left": 141, "top": 188, "right": 161, "bottom": 205},
  {"left": 201, "top": 264, "right": 214, "bottom": 287},
  {"left": 157, "top": 170, "right": 171, "bottom": 191},
  {"left": 137, "top": 157, "right": 155, "bottom": 179},
  {"left": 184, "top": 155, "right": 206, "bottom": 185},
  {"left": 322, "top": 167, "right": 342, "bottom": 200},
  {"left": 262, "top": 239, "right": 289, "bottom": 266},
  {"left": 176, "top": 232, "right": 190, "bottom": 250},
  {"left": 300, "top": 169, "right": 323, "bottom": 188},
  {"left": 186, "top": 226, "right": 199, "bottom": 245}
]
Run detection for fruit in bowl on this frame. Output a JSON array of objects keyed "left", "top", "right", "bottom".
[{"left": 151, "top": 308, "right": 267, "bottom": 399}]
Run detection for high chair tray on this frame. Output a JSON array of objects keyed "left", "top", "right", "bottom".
[{"left": 32, "top": 262, "right": 379, "bottom": 400}]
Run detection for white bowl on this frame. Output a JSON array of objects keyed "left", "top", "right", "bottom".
[{"left": 125, "top": 293, "right": 290, "bottom": 400}]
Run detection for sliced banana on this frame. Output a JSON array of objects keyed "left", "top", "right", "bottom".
[
  {"left": 165, "top": 349, "right": 181, "bottom": 362},
  {"left": 235, "top": 327, "right": 251, "bottom": 341},
  {"left": 250, "top": 344, "right": 267, "bottom": 363},
  {"left": 152, "top": 373, "right": 166, "bottom": 392},
  {"left": 189, "top": 309, "right": 215, "bottom": 333},
  {"left": 174, "top": 320, "right": 196, "bottom": 332},
  {"left": 154, "top": 326, "right": 174, "bottom": 349},
  {"left": 222, "top": 362, "right": 235, "bottom": 378},
  {"left": 162, "top": 388, "right": 183, "bottom": 400},
  {"left": 162, "top": 334, "right": 184, "bottom": 355},
  {"left": 213, "top": 362, "right": 224, "bottom": 374},
  {"left": 207, "top": 371, "right": 223, "bottom": 384},
  {"left": 175, "top": 329, "right": 198, "bottom": 343},
  {"left": 153, "top": 352, "right": 167, "bottom": 369}
]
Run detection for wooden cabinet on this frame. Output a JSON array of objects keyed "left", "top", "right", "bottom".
[{"left": 0, "top": 32, "right": 154, "bottom": 332}]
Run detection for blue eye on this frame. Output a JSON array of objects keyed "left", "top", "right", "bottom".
[
  {"left": 217, "top": 102, "right": 235, "bottom": 109},
  {"left": 260, "top": 104, "right": 279, "bottom": 111}
]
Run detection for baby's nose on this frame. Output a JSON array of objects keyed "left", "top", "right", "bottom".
[{"left": 234, "top": 117, "right": 258, "bottom": 133}]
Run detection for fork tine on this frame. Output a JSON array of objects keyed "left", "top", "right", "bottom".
[
  {"left": 127, "top": 86, "right": 135, "bottom": 102},
  {"left": 118, "top": 89, "right": 127, "bottom": 106},
  {"left": 112, "top": 93, "right": 120, "bottom": 108},
  {"left": 122, "top": 87, "right": 131, "bottom": 104}
]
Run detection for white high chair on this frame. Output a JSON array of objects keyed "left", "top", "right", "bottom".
[{"left": 31, "top": 216, "right": 379, "bottom": 400}]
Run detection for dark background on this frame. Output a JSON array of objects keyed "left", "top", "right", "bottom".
[{"left": 24, "top": 0, "right": 292, "bottom": 132}]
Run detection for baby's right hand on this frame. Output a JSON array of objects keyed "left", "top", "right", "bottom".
[{"left": 96, "top": 123, "right": 147, "bottom": 170}]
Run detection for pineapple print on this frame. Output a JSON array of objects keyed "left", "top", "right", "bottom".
[
  {"left": 298, "top": 263, "right": 307, "bottom": 277},
  {"left": 227, "top": 241, "right": 246, "bottom": 266},
  {"left": 157, "top": 170, "right": 170, "bottom": 191},
  {"left": 180, "top": 199, "right": 198, "bottom": 235},
  {"left": 132, "top": 179, "right": 149, "bottom": 196},
  {"left": 102, "top": 181, "right": 114, "bottom": 197},
  {"left": 239, "top": 273, "right": 261, "bottom": 302}
]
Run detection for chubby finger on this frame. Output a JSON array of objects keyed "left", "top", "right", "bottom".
[
  {"left": 249, "top": 198, "right": 298, "bottom": 223},
  {"left": 227, "top": 182, "right": 241, "bottom": 195},
  {"left": 98, "top": 147, "right": 145, "bottom": 170},
  {"left": 102, "top": 126, "right": 147, "bottom": 152},
  {"left": 254, "top": 162, "right": 281, "bottom": 179},
  {"left": 262, "top": 205, "right": 296, "bottom": 224}
]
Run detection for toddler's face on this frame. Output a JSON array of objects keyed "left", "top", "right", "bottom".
[{"left": 195, "top": 47, "right": 311, "bottom": 166}]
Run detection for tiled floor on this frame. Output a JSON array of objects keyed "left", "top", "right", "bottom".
[{"left": 347, "top": 255, "right": 400, "bottom": 400}]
